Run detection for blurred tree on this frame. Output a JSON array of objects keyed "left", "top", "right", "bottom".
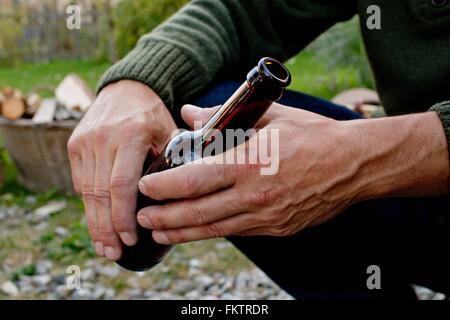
[
  {"left": 113, "top": 0, "right": 189, "bottom": 58},
  {"left": 0, "top": 10, "right": 24, "bottom": 66}
]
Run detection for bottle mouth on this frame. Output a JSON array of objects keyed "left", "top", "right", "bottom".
[{"left": 258, "top": 57, "right": 291, "bottom": 87}]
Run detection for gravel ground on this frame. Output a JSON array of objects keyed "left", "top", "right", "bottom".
[
  {"left": 0, "top": 260, "right": 294, "bottom": 300},
  {"left": 0, "top": 199, "right": 293, "bottom": 300},
  {"left": 0, "top": 199, "right": 446, "bottom": 300}
]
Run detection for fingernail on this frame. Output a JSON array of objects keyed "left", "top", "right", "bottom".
[
  {"left": 94, "top": 242, "right": 104, "bottom": 256},
  {"left": 138, "top": 179, "right": 148, "bottom": 196},
  {"left": 184, "top": 104, "right": 200, "bottom": 111},
  {"left": 137, "top": 213, "right": 153, "bottom": 229},
  {"left": 183, "top": 104, "right": 201, "bottom": 114},
  {"left": 104, "top": 246, "right": 120, "bottom": 261},
  {"left": 119, "top": 232, "right": 137, "bottom": 246},
  {"left": 153, "top": 231, "right": 170, "bottom": 245}
]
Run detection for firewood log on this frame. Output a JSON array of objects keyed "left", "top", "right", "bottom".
[
  {"left": 55, "top": 74, "right": 95, "bottom": 112},
  {"left": 0, "top": 87, "right": 26, "bottom": 120},
  {"left": 2, "top": 87, "right": 15, "bottom": 98},
  {"left": 2, "top": 87, "right": 22, "bottom": 100},
  {"left": 32, "top": 98, "right": 57, "bottom": 124},
  {"left": 2, "top": 97, "right": 26, "bottom": 120},
  {"left": 25, "top": 93, "right": 42, "bottom": 116}
]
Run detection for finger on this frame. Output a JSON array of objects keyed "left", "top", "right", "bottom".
[
  {"left": 151, "top": 212, "right": 257, "bottom": 244},
  {"left": 236, "top": 223, "right": 302, "bottom": 237},
  {"left": 93, "top": 141, "right": 123, "bottom": 261},
  {"left": 181, "top": 104, "right": 219, "bottom": 129},
  {"left": 253, "top": 103, "right": 283, "bottom": 129},
  {"left": 110, "top": 144, "right": 147, "bottom": 247},
  {"left": 235, "top": 227, "right": 270, "bottom": 236},
  {"left": 80, "top": 149, "right": 104, "bottom": 257},
  {"left": 139, "top": 163, "right": 237, "bottom": 201},
  {"left": 181, "top": 102, "right": 282, "bottom": 132},
  {"left": 138, "top": 188, "right": 246, "bottom": 230}
]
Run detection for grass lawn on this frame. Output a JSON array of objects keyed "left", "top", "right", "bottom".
[{"left": 0, "top": 60, "right": 111, "bottom": 95}]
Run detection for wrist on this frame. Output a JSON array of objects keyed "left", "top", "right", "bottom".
[
  {"left": 343, "top": 112, "right": 449, "bottom": 201},
  {"left": 98, "top": 80, "right": 164, "bottom": 107}
]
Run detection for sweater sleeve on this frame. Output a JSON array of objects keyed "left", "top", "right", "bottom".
[
  {"left": 430, "top": 101, "right": 450, "bottom": 160},
  {"left": 97, "top": 0, "right": 356, "bottom": 111}
]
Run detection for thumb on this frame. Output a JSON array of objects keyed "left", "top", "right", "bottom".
[{"left": 181, "top": 104, "right": 220, "bottom": 129}]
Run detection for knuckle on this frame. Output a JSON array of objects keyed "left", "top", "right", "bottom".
[
  {"left": 244, "top": 189, "right": 274, "bottom": 208},
  {"left": 74, "top": 131, "right": 90, "bottom": 145},
  {"left": 94, "top": 186, "right": 111, "bottom": 201},
  {"left": 221, "top": 165, "right": 237, "bottom": 182},
  {"left": 149, "top": 212, "right": 167, "bottom": 230},
  {"left": 67, "top": 136, "right": 81, "bottom": 156},
  {"left": 164, "top": 230, "right": 185, "bottom": 244},
  {"left": 81, "top": 189, "right": 95, "bottom": 202},
  {"left": 124, "top": 118, "right": 147, "bottom": 133},
  {"left": 98, "top": 225, "right": 116, "bottom": 241},
  {"left": 182, "top": 174, "right": 198, "bottom": 197},
  {"left": 206, "top": 223, "right": 224, "bottom": 238},
  {"left": 110, "top": 176, "right": 135, "bottom": 194},
  {"left": 189, "top": 203, "right": 205, "bottom": 226},
  {"left": 256, "top": 189, "right": 273, "bottom": 206},
  {"left": 111, "top": 214, "right": 133, "bottom": 232},
  {"left": 94, "top": 127, "right": 109, "bottom": 145}
]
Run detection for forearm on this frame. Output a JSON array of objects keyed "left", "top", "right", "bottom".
[{"left": 345, "top": 112, "right": 449, "bottom": 201}]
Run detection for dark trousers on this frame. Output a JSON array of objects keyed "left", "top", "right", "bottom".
[{"left": 191, "top": 81, "right": 450, "bottom": 300}]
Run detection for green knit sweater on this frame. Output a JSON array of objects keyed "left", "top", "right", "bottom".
[{"left": 98, "top": 0, "right": 450, "bottom": 153}]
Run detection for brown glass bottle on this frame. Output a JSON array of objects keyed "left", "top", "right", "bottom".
[{"left": 117, "top": 57, "right": 291, "bottom": 271}]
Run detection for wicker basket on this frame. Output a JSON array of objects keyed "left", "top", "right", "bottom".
[{"left": 0, "top": 117, "right": 78, "bottom": 194}]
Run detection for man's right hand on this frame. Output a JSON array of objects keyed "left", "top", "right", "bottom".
[{"left": 67, "top": 80, "right": 177, "bottom": 261}]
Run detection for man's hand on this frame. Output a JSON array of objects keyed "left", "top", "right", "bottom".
[
  {"left": 137, "top": 104, "right": 449, "bottom": 244},
  {"left": 68, "top": 80, "right": 177, "bottom": 260}
]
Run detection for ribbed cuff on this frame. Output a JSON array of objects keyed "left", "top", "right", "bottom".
[
  {"left": 97, "top": 39, "right": 204, "bottom": 110},
  {"left": 430, "top": 101, "right": 450, "bottom": 160}
]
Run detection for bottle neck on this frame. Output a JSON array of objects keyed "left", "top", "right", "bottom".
[
  {"left": 200, "top": 82, "right": 253, "bottom": 147},
  {"left": 198, "top": 58, "right": 291, "bottom": 149}
]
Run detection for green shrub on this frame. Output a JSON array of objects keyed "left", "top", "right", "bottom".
[{"left": 113, "top": 0, "right": 189, "bottom": 58}]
